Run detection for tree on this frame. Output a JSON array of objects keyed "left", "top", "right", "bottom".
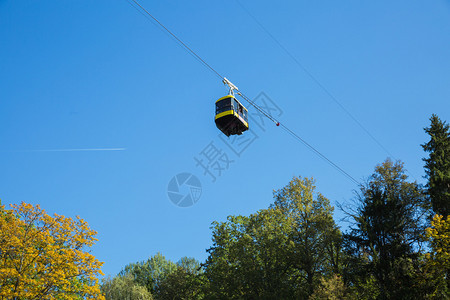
[
  {"left": 309, "top": 274, "right": 348, "bottom": 300},
  {"left": 119, "top": 253, "right": 177, "bottom": 295},
  {"left": 0, "top": 201, "right": 104, "bottom": 300},
  {"left": 155, "top": 257, "right": 205, "bottom": 300},
  {"left": 101, "top": 274, "right": 153, "bottom": 300},
  {"left": 422, "top": 114, "right": 450, "bottom": 218},
  {"left": 106, "top": 255, "right": 204, "bottom": 300},
  {"left": 204, "top": 208, "right": 297, "bottom": 299},
  {"left": 344, "top": 159, "right": 427, "bottom": 299},
  {"left": 156, "top": 267, "right": 205, "bottom": 299},
  {"left": 176, "top": 257, "right": 202, "bottom": 275},
  {"left": 272, "top": 176, "right": 343, "bottom": 296},
  {"left": 204, "top": 176, "right": 342, "bottom": 299},
  {"left": 422, "top": 214, "right": 450, "bottom": 299}
]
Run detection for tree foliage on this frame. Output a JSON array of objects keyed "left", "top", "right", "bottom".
[
  {"left": 344, "top": 159, "right": 427, "bottom": 299},
  {"left": 272, "top": 176, "right": 343, "bottom": 294},
  {"left": 309, "top": 275, "right": 348, "bottom": 300},
  {"left": 422, "top": 114, "right": 450, "bottom": 218},
  {"left": 426, "top": 215, "right": 450, "bottom": 274},
  {"left": 155, "top": 266, "right": 205, "bottom": 300},
  {"left": 204, "top": 176, "right": 342, "bottom": 299},
  {"left": 119, "top": 253, "right": 177, "bottom": 295},
  {"left": 102, "top": 254, "right": 203, "bottom": 300},
  {"left": 204, "top": 208, "right": 297, "bottom": 298},
  {"left": 155, "top": 256, "right": 205, "bottom": 299},
  {"left": 422, "top": 214, "right": 450, "bottom": 299},
  {"left": 0, "top": 202, "right": 104, "bottom": 300},
  {"left": 101, "top": 274, "right": 152, "bottom": 300}
]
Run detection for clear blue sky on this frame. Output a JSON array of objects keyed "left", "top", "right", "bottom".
[{"left": 1, "top": 0, "right": 449, "bottom": 277}]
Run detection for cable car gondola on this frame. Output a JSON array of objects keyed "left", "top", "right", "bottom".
[
  {"left": 215, "top": 78, "right": 249, "bottom": 137},
  {"left": 215, "top": 94, "right": 249, "bottom": 137}
]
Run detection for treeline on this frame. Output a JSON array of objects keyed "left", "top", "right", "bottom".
[{"left": 102, "top": 114, "right": 450, "bottom": 300}]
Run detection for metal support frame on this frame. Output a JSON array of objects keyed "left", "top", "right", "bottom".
[{"left": 222, "top": 77, "right": 239, "bottom": 96}]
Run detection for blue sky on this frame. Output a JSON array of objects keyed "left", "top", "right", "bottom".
[{"left": 1, "top": 0, "right": 449, "bottom": 277}]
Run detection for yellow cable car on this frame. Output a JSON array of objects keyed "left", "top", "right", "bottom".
[{"left": 215, "top": 95, "right": 249, "bottom": 137}]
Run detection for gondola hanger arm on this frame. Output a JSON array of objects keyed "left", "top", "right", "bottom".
[{"left": 223, "top": 77, "right": 239, "bottom": 96}]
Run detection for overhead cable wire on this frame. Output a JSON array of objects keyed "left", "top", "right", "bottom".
[
  {"left": 127, "top": 0, "right": 215, "bottom": 73},
  {"left": 234, "top": 0, "right": 397, "bottom": 159},
  {"left": 236, "top": 92, "right": 359, "bottom": 185},
  {"left": 126, "top": 0, "right": 360, "bottom": 185},
  {"left": 127, "top": 0, "right": 278, "bottom": 127},
  {"left": 237, "top": 91, "right": 280, "bottom": 125},
  {"left": 129, "top": 0, "right": 224, "bottom": 81},
  {"left": 278, "top": 124, "right": 360, "bottom": 185},
  {"left": 235, "top": 0, "right": 419, "bottom": 182}
]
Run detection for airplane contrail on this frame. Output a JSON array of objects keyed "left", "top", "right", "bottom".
[{"left": 17, "top": 148, "right": 127, "bottom": 152}]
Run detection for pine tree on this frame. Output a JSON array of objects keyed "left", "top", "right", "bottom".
[
  {"left": 422, "top": 114, "right": 450, "bottom": 218},
  {"left": 344, "top": 159, "right": 427, "bottom": 299}
]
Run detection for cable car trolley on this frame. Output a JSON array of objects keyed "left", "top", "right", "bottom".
[{"left": 215, "top": 78, "right": 249, "bottom": 137}]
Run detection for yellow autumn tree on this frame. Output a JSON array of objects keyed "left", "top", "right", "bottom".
[
  {"left": 424, "top": 214, "right": 450, "bottom": 299},
  {"left": 426, "top": 214, "right": 450, "bottom": 269},
  {"left": 0, "top": 201, "right": 105, "bottom": 300}
]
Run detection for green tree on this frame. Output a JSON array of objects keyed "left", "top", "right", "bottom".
[
  {"left": 110, "top": 254, "right": 203, "bottom": 299},
  {"left": 272, "top": 176, "right": 343, "bottom": 296},
  {"left": 155, "top": 257, "right": 205, "bottom": 300},
  {"left": 119, "top": 253, "right": 177, "bottom": 295},
  {"left": 176, "top": 257, "right": 202, "bottom": 275},
  {"left": 156, "top": 261, "right": 206, "bottom": 300},
  {"left": 101, "top": 274, "right": 153, "bottom": 300},
  {"left": 344, "top": 159, "right": 427, "bottom": 299},
  {"left": 422, "top": 114, "right": 450, "bottom": 218},
  {"left": 204, "top": 176, "right": 342, "bottom": 299},
  {"left": 204, "top": 208, "right": 297, "bottom": 299},
  {"left": 309, "top": 274, "right": 348, "bottom": 300}
]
